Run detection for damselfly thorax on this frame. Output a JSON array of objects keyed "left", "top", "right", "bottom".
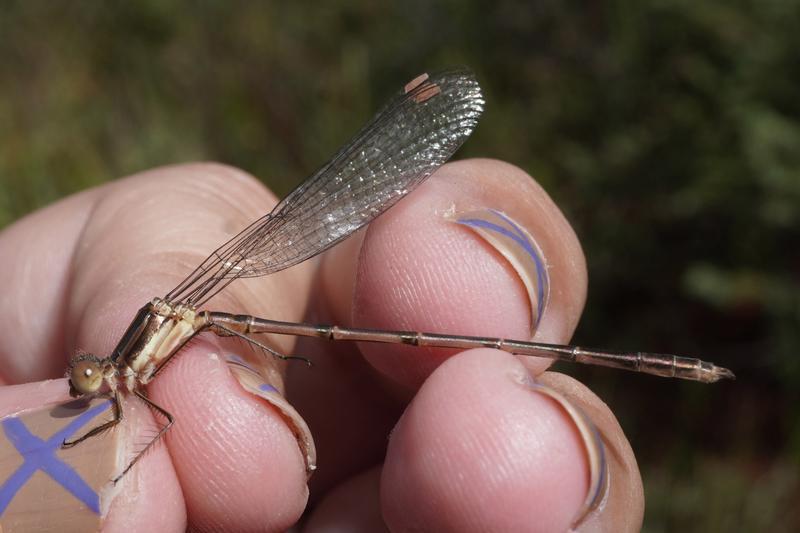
[
  {"left": 61, "top": 69, "right": 734, "bottom": 483},
  {"left": 67, "top": 299, "right": 207, "bottom": 397}
]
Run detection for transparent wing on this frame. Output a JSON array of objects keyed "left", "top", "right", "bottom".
[{"left": 167, "top": 69, "right": 484, "bottom": 306}]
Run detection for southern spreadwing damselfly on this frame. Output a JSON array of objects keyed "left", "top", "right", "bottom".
[{"left": 62, "top": 69, "right": 734, "bottom": 482}]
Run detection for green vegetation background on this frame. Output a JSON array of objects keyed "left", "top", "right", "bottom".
[{"left": 1, "top": 2, "right": 797, "bottom": 531}]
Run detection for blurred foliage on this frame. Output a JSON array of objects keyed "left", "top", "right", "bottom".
[{"left": 1, "top": 1, "right": 798, "bottom": 530}]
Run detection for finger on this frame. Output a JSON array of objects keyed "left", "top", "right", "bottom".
[
  {"left": 286, "top": 158, "right": 587, "bottom": 493},
  {"left": 0, "top": 188, "right": 101, "bottom": 383},
  {"left": 303, "top": 466, "right": 387, "bottom": 533},
  {"left": 61, "top": 164, "right": 315, "bottom": 529},
  {"left": 382, "top": 349, "right": 587, "bottom": 531},
  {"left": 151, "top": 339, "right": 310, "bottom": 531},
  {"left": 537, "top": 371, "right": 644, "bottom": 532},
  {"left": 381, "top": 349, "right": 644, "bottom": 532},
  {"left": 324, "top": 157, "right": 587, "bottom": 389},
  {"left": 287, "top": 158, "right": 587, "bottom": 495},
  {"left": 0, "top": 381, "right": 185, "bottom": 533},
  {"left": 0, "top": 189, "right": 187, "bottom": 531}
]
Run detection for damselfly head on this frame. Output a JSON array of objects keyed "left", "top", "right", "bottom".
[{"left": 67, "top": 353, "right": 105, "bottom": 397}]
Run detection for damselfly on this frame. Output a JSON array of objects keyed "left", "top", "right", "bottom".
[{"left": 62, "top": 69, "right": 734, "bottom": 481}]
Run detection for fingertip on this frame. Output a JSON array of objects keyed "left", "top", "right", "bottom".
[
  {"left": 0, "top": 380, "right": 184, "bottom": 532},
  {"left": 304, "top": 466, "right": 387, "bottom": 533},
  {"left": 537, "top": 372, "right": 644, "bottom": 531},
  {"left": 336, "top": 158, "right": 587, "bottom": 389},
  {"left": 151, "top": 344, "right": 309, "bottom": 531},
  {"left": 381, "top": 349, "right": 589, "bottom": 532},
  {"left": 429, "top": 158, "right": 589, "bottom": 346}
]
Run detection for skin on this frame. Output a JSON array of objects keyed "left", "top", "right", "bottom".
[{"left": 0, "top": 159, "right": 644, "bottom": 532}]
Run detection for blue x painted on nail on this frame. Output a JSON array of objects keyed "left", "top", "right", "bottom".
[{"left": 0, "top": 400, "right": 111, "bottom": 515}]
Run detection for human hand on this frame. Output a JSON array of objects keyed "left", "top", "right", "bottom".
[{"left": 0, "top": 160, "right": 643, "bottom": 531}]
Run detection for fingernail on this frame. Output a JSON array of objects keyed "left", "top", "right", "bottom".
[
  {"left": 450, "top": 208, "right": 550, "bottom": 335},
  {"left": 0, "top": 396, "right": 118, "bottom": 531},
  {"left": 520, "top": 377, "right": 608, "bottom": 528},
  {"left": 224, "top": 354, "right": 317, "bottom": 478}
]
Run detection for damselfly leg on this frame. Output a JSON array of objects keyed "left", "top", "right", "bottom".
[{"left": 112, "top": 390, "right": 174, "bottom": 483}]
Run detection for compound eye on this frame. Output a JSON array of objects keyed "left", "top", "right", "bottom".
[{"left": 69, "top": 359, "right": 103, "bottom": 395}]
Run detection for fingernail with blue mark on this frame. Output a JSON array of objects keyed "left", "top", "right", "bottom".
[
  {"left": 223, "top": 353, "right": 316, "bottom": 477},
  {"left": 520, "top": 377, "right": 608, "bottom": 528},
  {"left": 451, "top": 208, "right": 550, "bottom": 335}
]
